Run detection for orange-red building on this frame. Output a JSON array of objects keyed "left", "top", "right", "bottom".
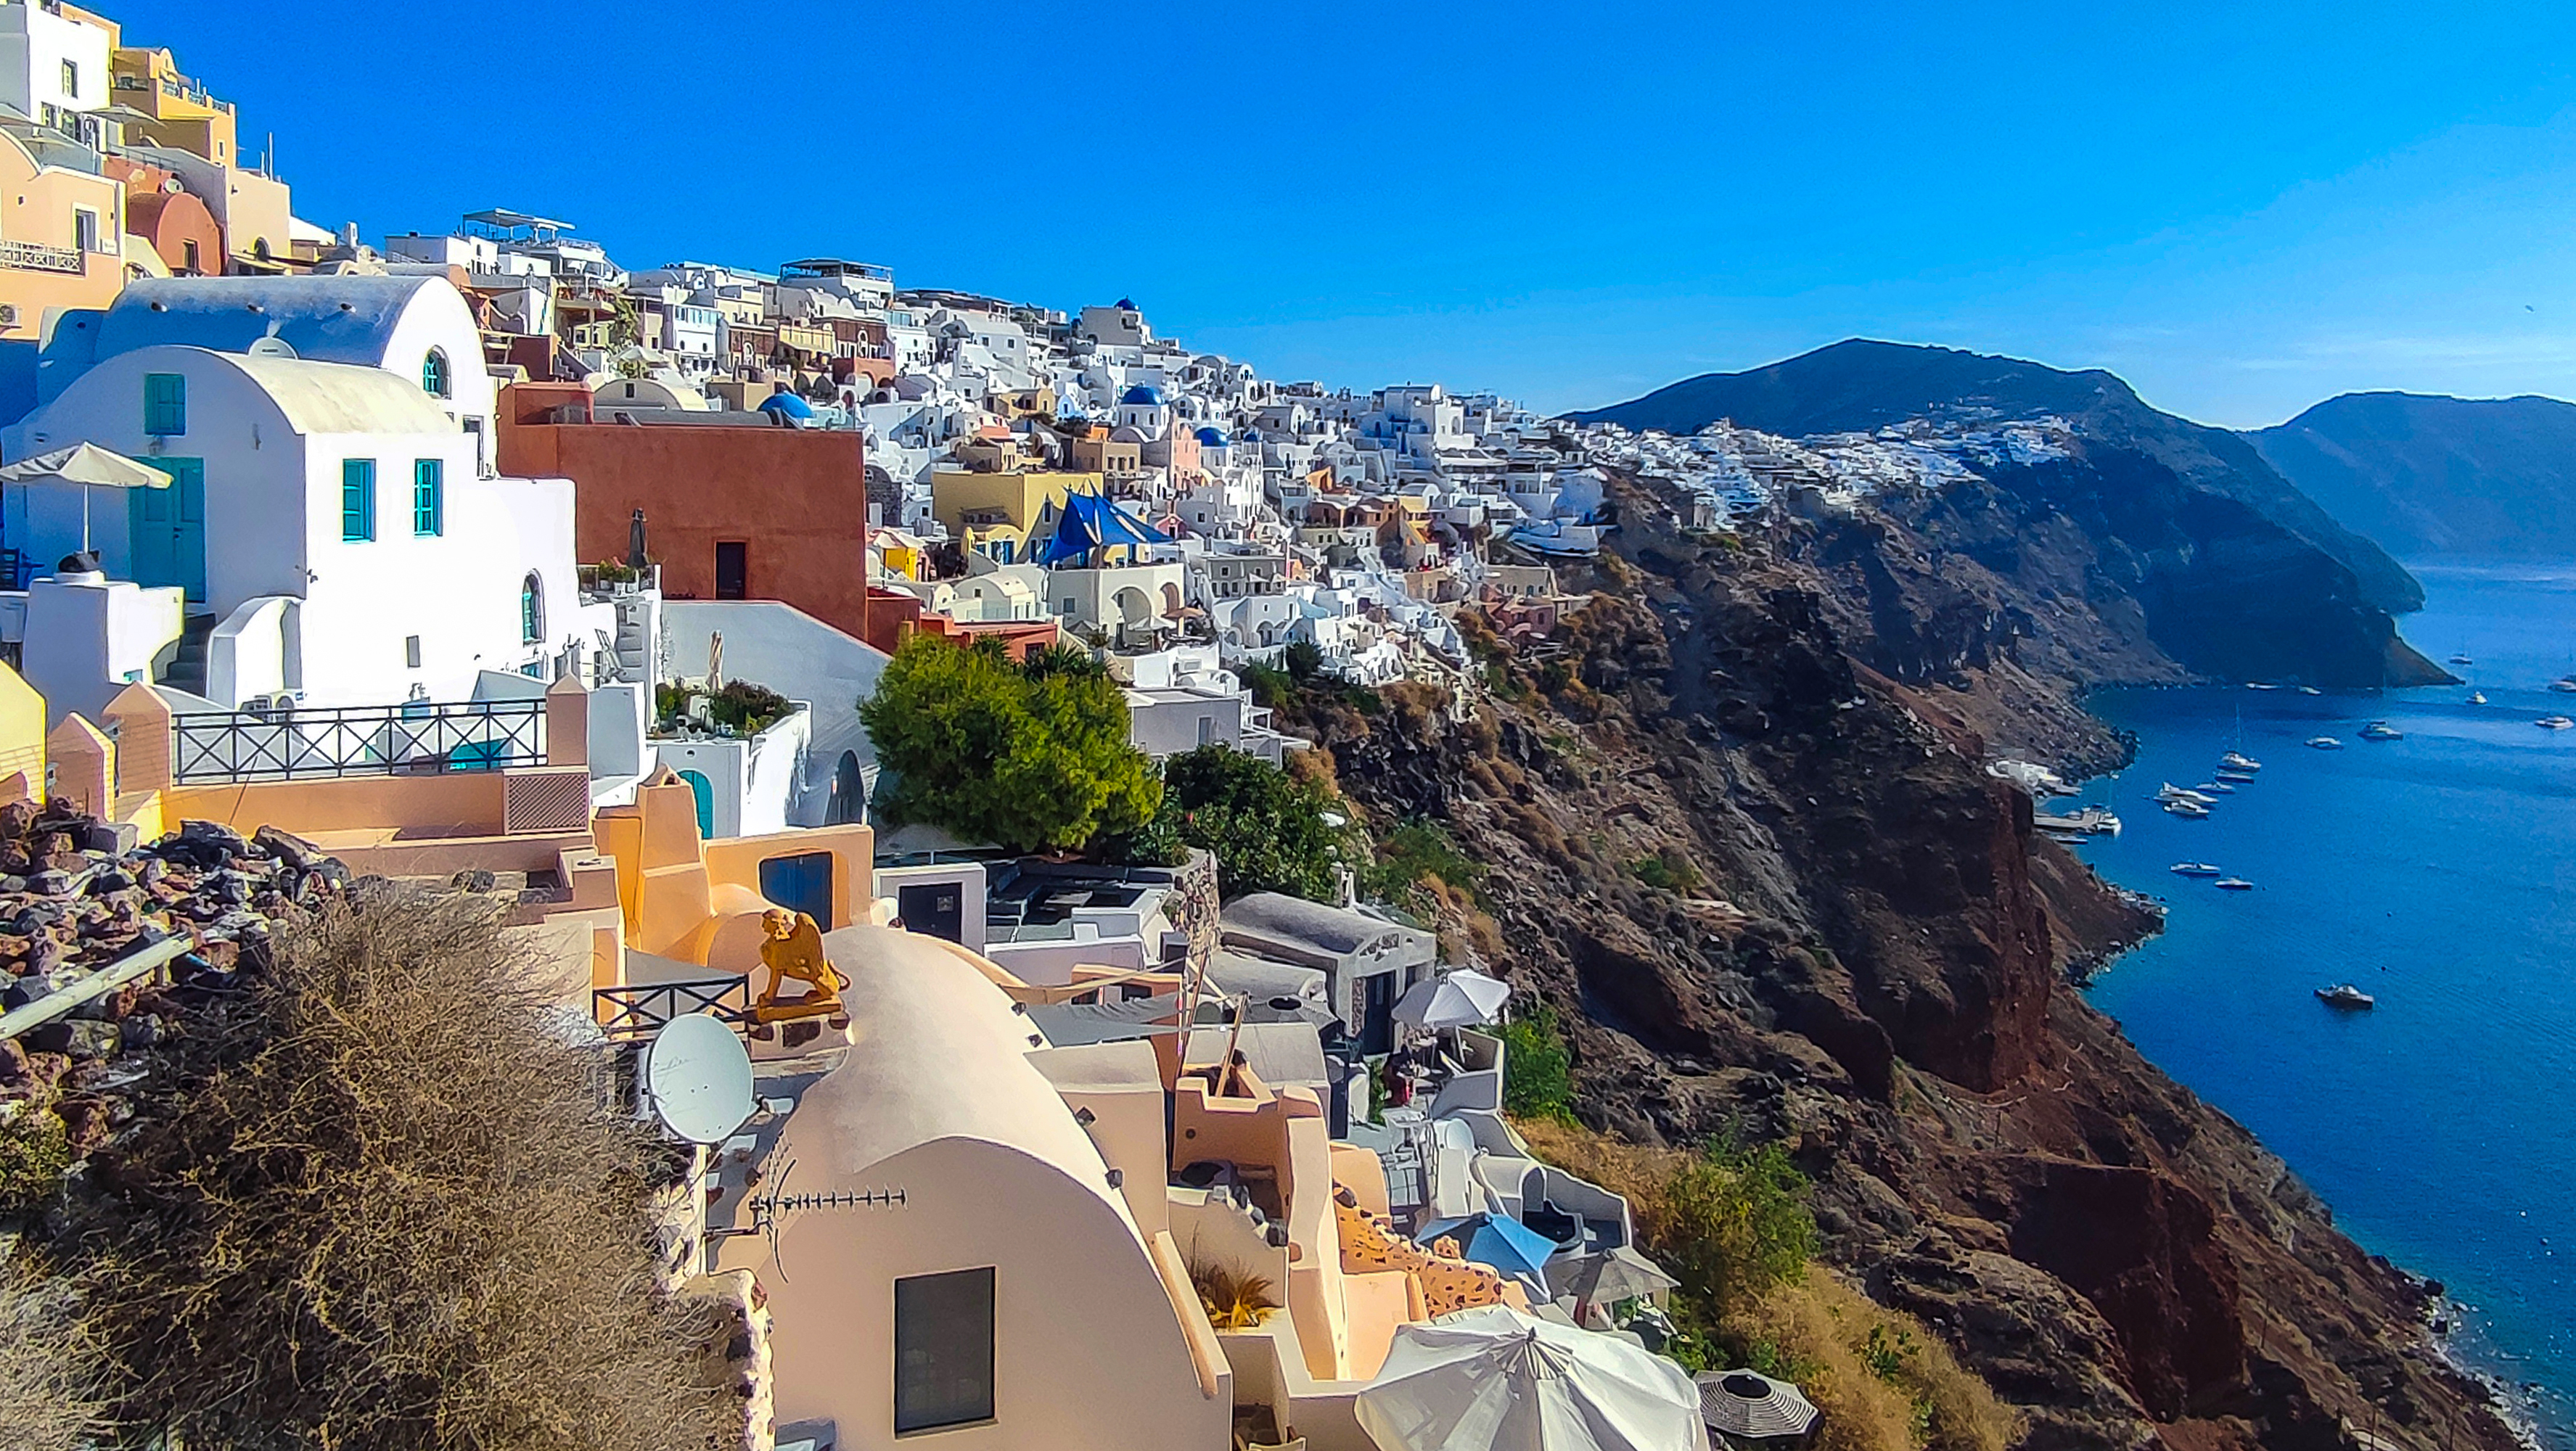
[{"left": 498, "top": 382, "right": 874, "bottom": 639}]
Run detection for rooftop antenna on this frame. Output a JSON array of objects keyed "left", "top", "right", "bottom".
[{"left": 640, "top": 1010, "right": 755, "bottom": 1146}]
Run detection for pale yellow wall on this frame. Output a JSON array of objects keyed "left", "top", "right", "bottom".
[
  {"left": 0, "top": 663, "right": 46, "bottom": 801},
  {"left": 931, "top": 468, "right": 1099, "bottom": 538},
  {"left": 0, "top": 131, "right": 126, "bottom": 342}
]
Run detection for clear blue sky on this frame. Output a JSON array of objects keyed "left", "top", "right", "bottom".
[{"left": 102, "top": 0, "right": 2576, "bottom": 427}]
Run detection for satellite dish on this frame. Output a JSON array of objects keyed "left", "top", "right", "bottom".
[
  {"left": 246, "top": 335, "right": 298, "bottom": 359},
  {"left": 642, "top": 1011, "right": 755, "bottom": 1145}
]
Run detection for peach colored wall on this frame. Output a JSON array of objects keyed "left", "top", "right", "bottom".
[
  {"left": 163, "top": 770, "right": 506, "bottom": 836},
  {"left": 0, "top": 133, "right": 126, "bottom": 342},
  {"left": 750, "top": 1135, "right": 1226, "bottom": 1451}
]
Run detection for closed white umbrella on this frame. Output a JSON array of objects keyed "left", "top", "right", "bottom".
[
  {"left": 1694, "top": 1370, "right": 1818, "bottom": 1442},
  {"left": 1356, "top": 1304, "right": 1709, "bottom": 1451},
  {"left": 0, "top": 443, "right": 173, "bottom": 554},
  {"left": 1395, "top": 968, "right": 1513, "bottom": 1029}
]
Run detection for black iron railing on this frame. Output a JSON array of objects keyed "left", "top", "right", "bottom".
[
  {"left": 171, "top": 699, "right": 546, "bottom": 784},
  {"left": 593, "top": 975, "right": 750, "bottom": 1040}
]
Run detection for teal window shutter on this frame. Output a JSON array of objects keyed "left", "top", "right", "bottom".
[
  {"left": 341, "top": 460, "right": 376, "bottom": 542},
  {"left": 412, "top": 459, "right": 443, "bottom": 536},
  {"left": 143, "top": 373, "right": 186, "bottom": 435}
]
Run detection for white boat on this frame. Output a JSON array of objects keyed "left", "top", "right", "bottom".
[
  {"left": 2219, "top": 752, "right": 2262, "bottom": 773},
  {"left": 2247, "top": 682, "right": 2282, "bottom": 691},
  {"left": 2298, "top": 686, "right": 2324, "bottom": 696},
  {"left": 2214, "top": 877, "right": 2255, "bottom": 891},
  {"left": 2553, "top": 677, "right": 2576, "bottom": 694},
  {"left": 2449, "top": 652, "right": 2474, "bottom": 666},
  {"left": 2539, "top": 715, "right": 2576, "bottom": 731},
  {"left": 2358, "top": 721, "right": 2403, "bottom": 741},
  {"left": 2468, "top": 691, "right": 2489, "bottom": 705},
  {"left": 2315, "top": 984, "right": 2375, "bottom": 1010},
  {"left": 2170, "top": 862, "right": 2222, "bottom": 877},
  {"left": 2305, "top": 736, "right": 2345, "bottom": 750},
  {"left": 2196, "top": 780, "right": 2236, "bottom": 794},
  {"left": 2162, "top": 798, "right": 2210, "bottom": 819},
  {"left": 2157, "top": 782, "right": 2218, "bottom": 806}
]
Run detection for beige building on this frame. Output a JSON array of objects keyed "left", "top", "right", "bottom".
[
  {"left": 931, "top": 466, "right": 1101, "bottom": 563},
  {"left": 0, "top": 126, "right": 126, "bottom": 341},
  {"left": 110, "top": 45, "right": 239, "bottom": 167}
]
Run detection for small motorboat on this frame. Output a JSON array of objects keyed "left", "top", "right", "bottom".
[
  {"left": 2196, "top": 780, "right": 2236, "bottom": 794},
  {"left": 2163, "top": 798, "right": 2210, "bottom": 819},
  {"left": 2170, "top": 862, "right": 2222, "bottom": 877},
  {"left": 2468, "top": 691, "right": 2489, "bottom": 705},
  {"left": 2157, "top": 782, "right": 2218, "bottom": 805},
  {"left": 2298, "top": 685, "right": 2324, "bottom": 696},
  {"left": 2215, "top": 767, "right": 2258, "bottom": 783},
  {"left": 2306, "top": 735, "right": 2345, "bottom": 750},
  {"left": 2247, "top": 681, "right": 2282, "bottom": 691},
  {"left": 2214, "top": 877, "right": 2255, "bottom": 891},
  {"left": 2539, "top": 715, "right": 2576, "bottom": 731},
  {"left": 2316, "top": 984, "right": 2375, "bottom": 1010},
  {"left": 2220, "top": 751, "right": 2262, "bottom": 773},
  {"left": 2553, "top": 676, "right": 2576, "bottom": 694},
  {"left": 2449, "top": 652, "right": 2474, "bottom": 666},
  {"left": 2359, "top": 720, "right": 2404, "bottom": 741}
]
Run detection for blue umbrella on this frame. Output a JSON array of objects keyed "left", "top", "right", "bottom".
[
  {"left": 757, "top": 390, "right": 814, "bottom": 420},
  {"left": 1415, "top": 1212, "right": 1559, "bottom": 1282}
]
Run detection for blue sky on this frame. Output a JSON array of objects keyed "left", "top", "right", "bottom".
[{"left": 101, "top": 0, "right": 2576, "bottom": 426}]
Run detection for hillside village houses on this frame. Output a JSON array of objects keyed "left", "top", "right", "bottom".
[{"left": 0, "top": 7, "right": 1855, "bottom": 1445}]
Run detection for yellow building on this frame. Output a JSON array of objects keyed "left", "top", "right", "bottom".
[
  {"left": 0, "top": 128, "right": 126, "bottom": 342},
  {"left": 932, "top": 468, "right": 1101, "bottom": 563},
  {"left": 109, "top": 46, "right": 239, "bottom": 167}
]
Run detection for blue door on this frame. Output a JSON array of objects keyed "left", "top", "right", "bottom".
[
  {"left": 758, "top": 851, "right": 835, "bottom": 926},
  {"left": 127, "top": 459, "right": 207, "bottom": 601}
]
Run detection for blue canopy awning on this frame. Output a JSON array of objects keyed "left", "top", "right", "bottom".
[
  {"left": 1415, "top": 1211, "right": 1559, "bottom": 1281},
  {"left": 1037, "top": 488, "right": 1169, "bottom": 567}
]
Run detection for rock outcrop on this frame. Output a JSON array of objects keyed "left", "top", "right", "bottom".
[{"left": 1291, "top": 475, "right": 2516, "bottom": 1450}]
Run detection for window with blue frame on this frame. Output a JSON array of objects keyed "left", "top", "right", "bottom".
[
  {"left": 340, "top": 460, "right": 376, "bottom": 542},
  {"left": 412, "top": 459, "right": 443, "bottom": 536},
  {"left": 421, "top": 349, "right": 451, "bottom": 398},
  {"left": 143, "top": 373, "right": 186, "bottom": 435}
]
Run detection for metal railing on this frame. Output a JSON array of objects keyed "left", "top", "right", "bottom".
[
  {"left": 0, "top": 239, "right": 83, "bottom": 275},
  {"left": 593, "top": 975, "right": 750, "bottom": 1040},
  {"left": 171, "top": 698, "right": 546, "bottom": 784}
]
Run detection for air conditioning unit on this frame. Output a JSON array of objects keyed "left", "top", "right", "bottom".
[{"left": 0, "top": 304, "right": 19, "bottom": 327}]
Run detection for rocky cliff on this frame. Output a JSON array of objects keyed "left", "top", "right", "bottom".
[{"left": 1292, "top": 474, "right": 2516, "bottom": 1450}]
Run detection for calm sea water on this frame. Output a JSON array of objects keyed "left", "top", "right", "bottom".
[{"left": 2066, "top": 565, "right": 2576, "bottom": 1446}]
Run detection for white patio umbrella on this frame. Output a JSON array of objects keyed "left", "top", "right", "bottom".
[
  {"left": 0, "top": 443, "right": 173, "bottom": 554},
  {"left": 1395, "top": 968, "right": 1513, "bottom": 1029},
  {"left": 1355, "top": 1304, "right": 1710, "bottom": 1451}
]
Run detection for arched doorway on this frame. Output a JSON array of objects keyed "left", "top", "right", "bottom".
[
  {"left": 677, "top": 769, "right": 714, "bottom": 838},
  {"left": 826, "top": 752, "right": 864, "bottom": 825}
]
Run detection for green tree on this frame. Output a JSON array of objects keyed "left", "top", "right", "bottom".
[
  {"left": 1500, "top": 1004, "right": 1576, "bottom": 1123},
  {"left": 1134, "top": 745, "right": 1342, "bottom": 900},
  {"left": 859, "top": 636, "right": 1160, "bottom": 854}
]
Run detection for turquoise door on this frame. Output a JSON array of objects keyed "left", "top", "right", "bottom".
[
  {"left": 127, "top": 459, "right": 207, "bottom": 601},
  {"left": 678, "top": 769, "right": 715, "bottom": 838}
]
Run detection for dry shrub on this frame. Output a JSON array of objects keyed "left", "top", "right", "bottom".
[
  {"left": 0, "top": 1256, "right": 107, "bottom": 1451},
  {"left": 1509, "top": 1116, "right": 1691, "bottom": 1234},
  {"left": 1724, "top": 1274, "right": 2022, "bottom": 1451},
  {"left": 65, "top": 887, "right": 734, "bottom": 1450}
]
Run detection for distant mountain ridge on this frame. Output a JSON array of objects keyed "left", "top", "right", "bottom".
[
  {"left": 1569, "top": 340, "right": 2445, "bottom": 687},
  {"left": 2249, "top": 391, "right": 2576, "bottom": 560},
  {"left": 1570, "top": 339, "right": 2423, "bottom": 614}
]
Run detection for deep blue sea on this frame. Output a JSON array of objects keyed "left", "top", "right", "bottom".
[{"left": 2063, "top": 564, "right": 2576, "bottom": 1446}]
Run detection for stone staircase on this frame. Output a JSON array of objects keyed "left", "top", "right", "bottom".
[{"left": 157, "top": 614, "right": 217, "bottom": 697}]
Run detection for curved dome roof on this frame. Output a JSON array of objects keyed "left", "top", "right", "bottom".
[
  {"left": 758, "top": 390, "right": 814, "bottom": 419},
  {"left": 1194, "top": 427, "right": 1228, "bottom": 448},
  {"left": 1119, "top": 384, "right": 1164, "bottom": 407},
  {"left": 97, "top": 274, "right": 454, "bottom": 369}
]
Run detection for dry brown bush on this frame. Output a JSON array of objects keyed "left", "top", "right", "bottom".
[
  {"left": 60, "top": 887, "right": 734, "bottom": 1450},
  {"left": 1723, "top": 1274, "right": 2023, "bottom": 1451},
  {"left": 0, "top": 1255, "right": 106, "bottom": 1451}
]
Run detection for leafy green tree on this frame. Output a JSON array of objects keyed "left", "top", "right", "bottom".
[
  {"left": 1660, "top": 1141, "right": 1818, "bottom": 1314},
  {"left": 859, "top": 636, "right": 1160, "bottom": 854},
  {"left": 1500, "top": 1004, "right": 1577, "bottom": 1123},
  {"left": 1133, "top": 745, "right": 1342, "bottom": 900}
]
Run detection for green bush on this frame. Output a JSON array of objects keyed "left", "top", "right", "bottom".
[
  {"left": 858, "top": 636, "right": 1160, "bottom": 855},
  {"left": 1500, "top": 1006, "right": 1577, "bottom": 1123},
  {"left": 1363, "top": 820, "right": 1485, "bottom": 904},
  {"left": 655, "top": 678, "right": 793, "bottom": 736},
  {"left": 1660, "top": 1140, "right": 1818, "bottom": 1314},
  {"left": 1629, "top": 849, "right": 1702, "bottom": 894},
  {"left": 1128, "top": 746, "right": 1341, "bottom": 900}
]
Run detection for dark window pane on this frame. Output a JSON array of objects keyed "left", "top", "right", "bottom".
[{"left": 894, "top": 1267, "right": 993, "bottom": 1434}]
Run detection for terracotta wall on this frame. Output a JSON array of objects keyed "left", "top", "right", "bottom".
[
  {"left": 498, "top": 385, "right": 872, "bottom": 638},
  {"left": 126, "top": 188, "right": 222, "bottom": 275}
]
